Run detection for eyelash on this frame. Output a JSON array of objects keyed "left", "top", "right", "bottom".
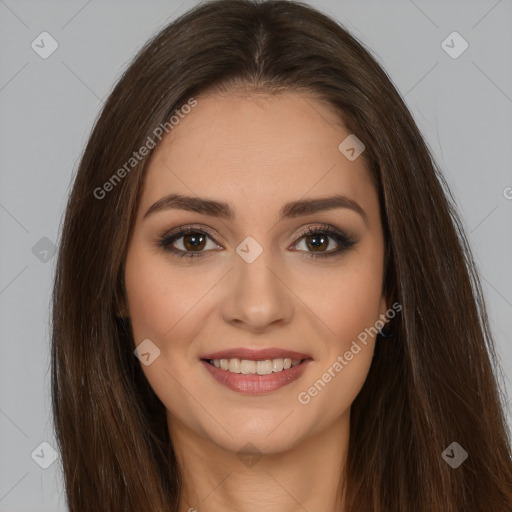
[{"left": 157, "top": 224, "right": 356, "bottom": 260}]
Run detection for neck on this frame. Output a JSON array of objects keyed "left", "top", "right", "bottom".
[{"left": 169, "top": 412, "right": 349, "bottom": 512}]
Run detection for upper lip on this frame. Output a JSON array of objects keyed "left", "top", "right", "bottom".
[{"left": 200, "top": 347, "right": 312, "bottom": 361}]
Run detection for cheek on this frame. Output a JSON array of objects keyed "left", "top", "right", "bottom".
[
  {"left": 124, "top": 259, "right": 175, "bottom": 344},
  {"left": 124, "top": 243, "right": 202, "bottom": 346},
  {"left": 293, "top": 261, "right": 381, "bottom": 428},
  {"left": 123, "top": 244, "right": 209, "bottom": 426},
  {"left": 294, "top": 253, "right": 384, "bottom": 348},
  {"left": 291, "top": 248, "right": 383, "bottom": 415}
]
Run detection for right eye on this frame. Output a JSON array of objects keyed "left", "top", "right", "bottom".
[{"left": 158, "top": 227, "right": 223, "bottom": 259}]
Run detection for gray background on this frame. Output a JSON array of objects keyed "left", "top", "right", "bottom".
[{"left": 0, "top": 0, "right": 511, "bottom": 510}]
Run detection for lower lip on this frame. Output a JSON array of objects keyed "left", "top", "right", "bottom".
[{"left": 201, "top": 359, "right": 312, "bottom": 394}]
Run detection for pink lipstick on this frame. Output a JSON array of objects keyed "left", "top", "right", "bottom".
[{"left": 200, "top": 347, "right": 313, "bottom": 394}]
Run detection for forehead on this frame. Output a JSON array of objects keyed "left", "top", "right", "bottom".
[{"left": 138, "top": 91, "right": 377, "bottom": 223}]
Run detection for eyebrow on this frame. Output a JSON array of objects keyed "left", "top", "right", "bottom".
[{"left": 143, "top": 193, "right": 368, "bottom": 226}]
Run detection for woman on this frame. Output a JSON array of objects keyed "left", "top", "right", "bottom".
[{"left": 51, "top": 0, "right": 512, "bottom": 510}]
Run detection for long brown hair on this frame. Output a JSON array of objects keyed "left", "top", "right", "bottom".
[{"left": 51, "top": 1, "right": 512, "bottom": 510}]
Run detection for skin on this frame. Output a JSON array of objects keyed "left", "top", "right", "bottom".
[{"left": 123, "top": 90, "right": 387, "bottom": 512}]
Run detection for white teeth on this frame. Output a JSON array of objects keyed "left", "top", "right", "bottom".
[
  {"left": 209, "top": 357, "right": 302, "bottom": 375},
  {"left": 240, "top": 360, "right": 256, "bottom": 374},
  {"left": 272, "top": 358, "right": 284, "bottom": 372},
  {"left": 257, "top": 360, "right": 273, "bottom": 375},
  {"left": 228, "top": 358, "right": 241, "bottom": 373}
]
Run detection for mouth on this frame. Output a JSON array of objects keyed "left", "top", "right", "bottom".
[
  {"left": 202, "top": 357, "right": 310, "bottom": 375},
  {"left": 199, "top": 348, "right": 313, "bottom": 394}
]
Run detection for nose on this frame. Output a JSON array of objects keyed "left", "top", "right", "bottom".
[{"left": 221, "top": 247, "right": 294, "bottom": 333}]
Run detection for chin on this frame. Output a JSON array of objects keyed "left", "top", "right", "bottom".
[{"left": 198, "top": 409, "right": 317, "bottom": 456}]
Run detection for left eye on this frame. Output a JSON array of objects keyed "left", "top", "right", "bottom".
[{"left": 293, "top": 232, "right": 340, "bottom": 253}]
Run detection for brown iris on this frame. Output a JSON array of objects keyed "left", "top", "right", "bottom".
[
  {"left": 183, "top": 232, "right": 207, "bottom": 251},
  {"left": 305, "top": 233, "right": 329, "bottom": 252}
]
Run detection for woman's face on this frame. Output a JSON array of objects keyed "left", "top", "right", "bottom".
[{"left": 123, "top": 90, "right": 387, "bottom": 454}]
